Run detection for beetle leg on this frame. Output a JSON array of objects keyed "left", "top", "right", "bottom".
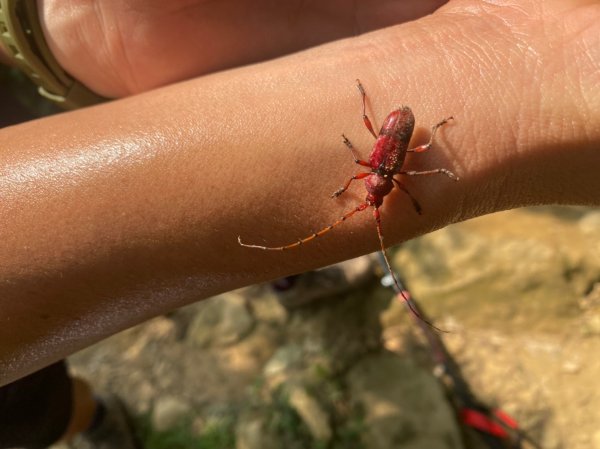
[
  {"left": 331, "top": 171, "right": 371, "bottom": 198},
  {"left": 399, "top": 168, "right": 459, "bottom": 181},
  {"left": 356, "top": 80, "right": 378, "bottom": 139},
  {"left": 341, "top": 134, "right": 371, "bottom": 167},
  {"left": 408, "top": 116, "right": 454, "bottom": 153},
  {"left": 392, "top": 178, "right": 422, "bottom": 214}
]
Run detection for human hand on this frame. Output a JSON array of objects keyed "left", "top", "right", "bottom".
[{"left": 38, "top": 0, "right": 447, "bottom": 97}]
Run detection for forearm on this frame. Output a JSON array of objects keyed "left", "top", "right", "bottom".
[
  {"left": 1, "top": 3, "right": 598, "bottom": 385},
  {"left": 1, "top": 55, "right": 382, "bottom": 383}
]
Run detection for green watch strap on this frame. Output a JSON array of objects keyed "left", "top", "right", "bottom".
[{"left": 0, "top": 0, "right": 108, "bottom": 109}]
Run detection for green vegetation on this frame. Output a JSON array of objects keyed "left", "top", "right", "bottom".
[
  {"left": 135, "top": 414, "right": 235, "bottom": 449},
  {"left": 268, "top": 388, "right": 315, "bottom": 449},
  {"left": 333, "top": 413, "right": 366, "bottom": 449}
]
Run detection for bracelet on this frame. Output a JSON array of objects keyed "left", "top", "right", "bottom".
[{"left": 0, "top": 0, "right": 107, "bottom": 109}]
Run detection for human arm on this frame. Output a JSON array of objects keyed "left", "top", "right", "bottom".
[{"left": 1, "top": 0, "right": 598, "bottom": 385}]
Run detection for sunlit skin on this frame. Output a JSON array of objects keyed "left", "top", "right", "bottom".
[
  {"left": 0, "top": 0, "right": 598, "bottom": 385},
  {"left": 238, "top": 81, "right": 458, "bottom": 331}
]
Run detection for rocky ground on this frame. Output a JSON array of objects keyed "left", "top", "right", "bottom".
[{"left": 58, "top": 206, "right": 600, "bottom": 449}]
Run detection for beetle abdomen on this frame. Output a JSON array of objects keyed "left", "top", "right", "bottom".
[{"left": 369, "top": 106, "right": 415, "bottom": 173}]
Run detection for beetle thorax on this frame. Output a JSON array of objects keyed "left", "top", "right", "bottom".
[{"left": 364, "top": 174, "right": 393, "bottom": 206}]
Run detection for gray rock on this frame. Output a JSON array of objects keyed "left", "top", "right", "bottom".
[
  {"left": 346, "top": 352, "right": 463, "bottom": 449},
  {"left": 236, "top": 412, "right": 281, "bottom": 449},
  {"left": 247, "top": 289, "right": 288, "bottom": 325},
  {"left": 152, "top": 396, "right": 192, "bottom": 432},
  {"left": 187, "top": 293, "right": 254, "bottom": 348},
  {"left": 393, "top": 211, "right": 584, "bottom": 332},
  {"left": 578, "top": 211, "right": 600, "bottom": 239},
  {"left": 263, "top": 345, "right": 303, "bottom": 377},
  {"left": 288, "top": 386, "right": 332, "bottom": 442}
]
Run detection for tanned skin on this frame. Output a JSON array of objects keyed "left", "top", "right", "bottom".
[{"left": 0, "top": 0, "right": 598, "bottom": 385}]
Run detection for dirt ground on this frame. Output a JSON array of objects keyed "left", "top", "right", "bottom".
[{"left": 61, "top": 206, "right": 600, "bottom": 449}]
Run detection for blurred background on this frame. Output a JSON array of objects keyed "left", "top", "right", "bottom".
[{"left": 2, "top": 68, "right": 599, "bottom": 449}]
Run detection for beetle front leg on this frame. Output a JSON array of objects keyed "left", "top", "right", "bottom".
[{"left": 331, "top": 172, "right": 371, "bottom": 198}]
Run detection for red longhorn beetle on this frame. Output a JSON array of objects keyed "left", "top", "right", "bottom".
[{"left": 238, "top": 80, "right": 458, "bottom": 331}]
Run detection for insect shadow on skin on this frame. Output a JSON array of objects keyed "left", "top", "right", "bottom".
[{"left": 239, "top": 80, "right": 459, "bottom": 332}]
